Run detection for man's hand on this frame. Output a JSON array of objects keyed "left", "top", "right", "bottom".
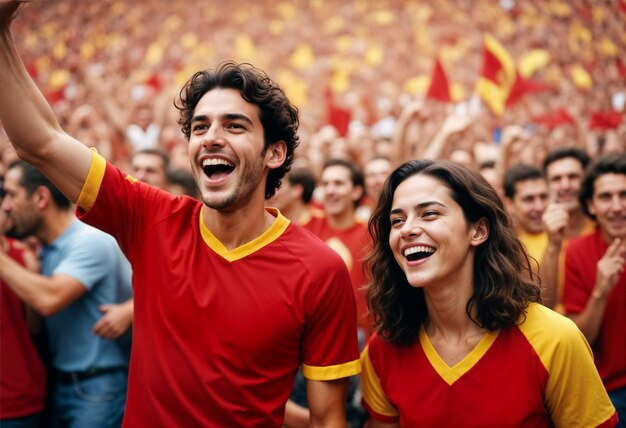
[
  {"left": 594, "top": 238, "right": 626, "bottom": 299},
  {"left": 542, "top": 203, "right": 568, "bottom": 245},
  {"left": 92, "top": 300, "right": 133, "bottom": 340}
]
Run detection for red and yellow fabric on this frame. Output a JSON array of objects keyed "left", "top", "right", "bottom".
[
  {"left": 476, "top": 34, "right": 517, "bottom": 115},
  {"left": 361, "top": 303, "right": 616, "bottom": 427},
  {"left": 76, "top": 150, "right": 361, "bottom": 427}
]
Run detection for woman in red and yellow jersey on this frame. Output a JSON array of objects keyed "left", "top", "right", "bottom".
[{"left": 361, "top": 159, "right": 617, "bottom": 428}]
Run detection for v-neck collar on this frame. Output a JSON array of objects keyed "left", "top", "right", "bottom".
[
  {"left": 419, "top": 326, "right": 500, "bottom": 385},
  {"left": 199, "top": 207, "right": 290, "bottom": 262}
]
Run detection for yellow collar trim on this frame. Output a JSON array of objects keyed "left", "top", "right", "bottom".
[
  {"left": 419, "top": 326, "right": 500, "bottom": 385},
  {"left": 199, "top": 207, "right": 290, "bottom": 262}
]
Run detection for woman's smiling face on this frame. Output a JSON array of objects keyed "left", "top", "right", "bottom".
[{"left": 388, "top": 173, "right": 485, "bottom": 289}]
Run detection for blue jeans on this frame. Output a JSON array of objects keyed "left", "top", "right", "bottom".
[
  {"left": 50, "top": 370, "right": 127, "bottom": 428},
  {"left": 0, "top": 413, "right": 42, "bottom": 428},
  {"left": 609, "top": 387, "right": 626, "bottom": 428}
]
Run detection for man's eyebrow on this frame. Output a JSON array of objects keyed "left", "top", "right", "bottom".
[
  {"left": 191, "top": 114, "right": 207, "bottom": 124},
  {"left": 190, "top": 113, "right": 254, "bottom": 127},
  {"left": 223, "top": 113, "right": 254, "bottom": 126}
]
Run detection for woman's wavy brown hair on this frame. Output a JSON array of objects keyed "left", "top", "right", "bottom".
[{"left": 366, "top": 159, "right": 541, "bottom": 346}]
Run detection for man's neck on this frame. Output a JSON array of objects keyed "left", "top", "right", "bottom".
[
  {"left": 327, "top": 210, "right": 356, "bottom": 231},
  {"left": 203, "top": 203, "right": 276, "bottom": 251},
  {"left": 39, "top": 208, "right": 75, "bottom": 245},
  {"left": 566, "top": 209, "right": 590, "bottom": 238},
  {"left": 284, "top": 202, "right": 310, "bottom": 226}
]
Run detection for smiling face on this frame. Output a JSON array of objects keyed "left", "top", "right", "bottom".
[
  {"left": 388, "top": 174, "right": 487, "bottom": 289},
  {"left": 320, "top": 164, "right": 362, "bottom": 218},
  {"left": 546, "top": 157, "right": 584, "bottom": 212},
  {"left": 587, "top": 173, "right": 626, "bottom": 242},
  {"left": 188, "top": 88, "right": 284, "bottom": 212},
  {"left": 508, "top": 178, "right": 549, "bottom": 234}
]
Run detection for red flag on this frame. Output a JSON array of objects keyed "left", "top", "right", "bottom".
[
  {"left": 506, "top": 70, "right": 548, "bottom": 107},
  {"left": 476, "top": 35, "right": 517, "bottom": 115},
  {"left": 324, "top": 87, "right": 351, "bottom": 137},
  {"left": 589, "top": 111, "right": 623, "bottom": 130},
  {"left": 426, "top": 57, "right": 451, "bottom": 102},
  {"left": 532, "top": 108, "right": 575, "bottom": 130}
]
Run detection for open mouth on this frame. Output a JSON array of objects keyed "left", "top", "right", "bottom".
[
  {"left": 202, "top": 158, "right": 235, "bottom": 180},
  {"left": 404, "top": 245, "right": 435, "bottom": 262}
]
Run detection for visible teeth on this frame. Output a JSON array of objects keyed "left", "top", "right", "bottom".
[
  {"left": 202, "top": 158, "right": 234, "bottom": 167},
  {"left": 404, "top": 246, "right": 435, "bottom": 257}
]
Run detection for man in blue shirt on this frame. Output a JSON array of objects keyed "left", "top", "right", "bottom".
[{"left": 0, "top": 160, "right": 132, "bottom": 428}]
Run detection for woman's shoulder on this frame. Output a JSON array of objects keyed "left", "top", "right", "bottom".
[{"left": 516, "top": 303, "right": 591, "bottom": 366}]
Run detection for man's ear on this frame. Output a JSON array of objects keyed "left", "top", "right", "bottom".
[
  {"left": 351, "top": 184, "right": 364, "bottom": 204},
  {"left": 34, "top": 186, "right": 51, "bottom": 209},
  {"left": 292, "top": 183, "right": 304, "bottom": 200},
  {"left": 266, "top": 141, "right": 287, "bottom": 170},
  {"left": 470, "top": 217, "right": 489, "bottom": 247}
]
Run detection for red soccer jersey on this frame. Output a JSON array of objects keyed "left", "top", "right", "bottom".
[
  {"left": 304, "top": 215, "right": 372, "bottom": 334},
  {"left": 0, "top": 239, "right": 46, "bottom": 419},
  {"left": 361, "top": 303, "right": 617, "bottom": 427},
  {"left": 77, "top": 152, "right": 361, "bottom": 427},
  {"left": 563, "top": 227, "right": 626, "bottom": 393}
]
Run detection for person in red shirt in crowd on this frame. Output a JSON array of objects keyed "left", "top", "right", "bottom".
[
  {"left": 0, "top": 188, "right": 46, "bottom": 428},
  {"left": 305, "top": 158, "right": 372, "bottom": 337},
  {"left": 361, "top": 159, "right": 616, "bottom": 427},
  {"left": 0, "top": 3, "right": 360, "bottom": 427},
  {"left": 563, "top": 152, "right": 626, "bottom": 425}
]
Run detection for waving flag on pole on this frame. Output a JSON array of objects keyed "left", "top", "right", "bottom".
[
  {"left": 426, "top": 57, "right": 452, "bottom": 102},
  {"left": 476, "top": 35, "right": 517, "bottom": 115}
]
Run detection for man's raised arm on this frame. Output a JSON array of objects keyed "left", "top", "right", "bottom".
[{"left": 0, "top": 1, "right": 92, "bottom": 203}]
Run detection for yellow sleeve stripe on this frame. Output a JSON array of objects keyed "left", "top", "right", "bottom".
[
  {"left": 76, "top": 148, "right": 106, "bottom": 212},
  {"left": 301, "top": 359, "right": 360, "bottom": 381},
  {"left": 360, "top": 345, "right": 398, "bottom": 418}
]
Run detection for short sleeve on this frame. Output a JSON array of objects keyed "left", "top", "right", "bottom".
[
  {"left": 300, "top": 252, "right": 360, "bottom": 381},
  {"left": 360, "top": 341, "right": 399, "bottom": 424}
]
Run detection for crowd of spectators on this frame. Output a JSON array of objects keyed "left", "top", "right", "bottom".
[
  {"left": 1, "top": 0, "right": 623, "bottom": 178},
  {"left": 1, "top": 1, "right": 625, "bottom": 426}
]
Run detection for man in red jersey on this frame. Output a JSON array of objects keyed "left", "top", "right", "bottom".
[
  {"left": 305, "top": 158, "right": 372, "bottom": 336},
  {"left": 0, "top": 3, "right": 360, "bottom": 427},
  {"left": 563, "top": 152, "right": 626, "bottom": 424},
  {"left": 0, "top": 190, "right": 46, "bottom": 428}
]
